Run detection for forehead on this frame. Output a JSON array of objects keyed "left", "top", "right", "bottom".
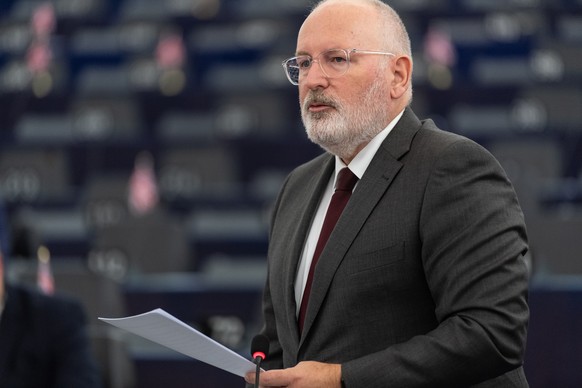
[{"left": 297, "top": 2, "right": 381, "bottom": 53}]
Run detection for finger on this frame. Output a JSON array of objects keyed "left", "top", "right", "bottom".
[
  {"left": 244, "top": 372, "right": 256, "bottom": 384},
  {"left": 257, "top": 369, "right": 292, "bottom": 387}
]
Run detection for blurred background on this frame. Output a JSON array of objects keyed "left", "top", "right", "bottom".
[{"left": 0, "top": 0, "right": 581, "bottom": 387}]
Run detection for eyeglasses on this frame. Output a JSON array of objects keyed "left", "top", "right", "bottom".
[{"left": 281, "top": 48, "right": 395, "bottom": 85}]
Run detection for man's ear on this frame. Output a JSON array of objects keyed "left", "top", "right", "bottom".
[{"left": 390, "top": 55, "right": 412, "bottom": 99}]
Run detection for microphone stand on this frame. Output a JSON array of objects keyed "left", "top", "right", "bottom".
[
  {"left": 254, "top": 356, "right": 261, "bottom": 388},
  {"left": 253, "top": 355, "right": 264, "bottom": 388},
  {"left": 250, "top": 334, "right": 268, "bottom": 388}
]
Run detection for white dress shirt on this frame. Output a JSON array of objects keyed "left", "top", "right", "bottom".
[{"left": 294, "top": 109, "right": 405, "bottom": 314}]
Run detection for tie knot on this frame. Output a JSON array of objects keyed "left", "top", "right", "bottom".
[{"left": 335, "top": 168, "right": 358, "bottom": 192}]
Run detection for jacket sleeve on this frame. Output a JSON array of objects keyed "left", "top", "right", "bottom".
[
  {"left": 342, "top": 139, "right": 530, "bottom": 387},
  {"left": 258, "top": 172, "right": 290, "bottom": 373}
]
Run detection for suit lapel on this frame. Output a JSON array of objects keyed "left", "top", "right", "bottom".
[
  {"left": 299, "top": 108, "right": 422, "bottom": 341},
  {"left": 283, "top": 155, "right": 335, "bottom": 339}
]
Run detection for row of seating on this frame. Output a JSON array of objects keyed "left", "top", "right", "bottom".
[
  {"left": 2, "top": 0, "right": 579, "bottom": 25},
  {"left": 6, "top": 257, "right": 265, "bottom": 387},
  {"left": 8, "top": 253, "right": 582, "bottom": 388},
  {"left": 1, "top": 2, "right": 581, "bottom": 387}
]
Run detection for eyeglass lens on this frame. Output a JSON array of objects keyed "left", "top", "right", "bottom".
[{"left": 285, "top": 49, "right": 349, "bottom": 84}]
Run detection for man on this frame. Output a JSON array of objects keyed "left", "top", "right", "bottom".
[
  {"left": 0, "top": 249, "right": 103, "bottom": 387},
  {"left": 245, "top": 0, "right": 530, "bottom": 387}
]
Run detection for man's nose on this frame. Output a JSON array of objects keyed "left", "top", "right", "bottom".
[{"left": 302, "top": 60, "right": 329, "bottom": 89}]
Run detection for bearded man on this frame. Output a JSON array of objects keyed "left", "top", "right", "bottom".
[{"left": 245, "top": 0, "right": 530, "bottom": 387}]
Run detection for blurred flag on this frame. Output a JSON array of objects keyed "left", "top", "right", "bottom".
[
  {"left": 128, "top": 151, "right": 159, "bottom": 216},
  {"left": 155, "top": 30, "right": 187, "bottom": 95},
  {"left": 423, "top": 25, "right": 457, "bottom": 90},
  {"left": 37, "top": 245, "right": 55, "bottom": 295},
  {"left": 423, "top": 26, "right": 456, "bottom": 67},
  {"left": 26, "top": 40, "right": 52, "bottom": 74},
  {"left": 31, "top": 2, "right": 56, "bottom": 40},
  {"left": 156, "top": 31, "right": 186, "bottom": 70}
]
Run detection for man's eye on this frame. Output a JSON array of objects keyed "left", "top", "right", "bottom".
[
  {"left": 298, "top": 58, "right": 312, "bottom": 68},
  {"left": 329, "top": 56, "right": 346, "bottom": 64}
]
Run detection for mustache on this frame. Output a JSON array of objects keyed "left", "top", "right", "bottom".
[{"left": 302, "top": 91, "right": 339, "bottom": 111}]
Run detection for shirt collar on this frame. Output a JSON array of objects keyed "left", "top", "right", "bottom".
[{"left": 334, "top": 109, "right": 405, "bottom": 182}]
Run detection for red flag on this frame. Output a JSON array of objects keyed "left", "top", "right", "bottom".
[
  {"left": 156, "top": 32, "right": 186, "bottom": 70},
  {"left": 26, "top": 40, "right": 52, "bottom": 74},
  {"left": 128, "top": 151, "right": 159, "bottom": 216},
  {"left": 31, "top": 2, "right": 56, "bottom": 40},
  {"left": 423, "top": 26, "right": 457, "bottom": 67},
  {"left": 37, "top": 245, "right": 55, "bottom": 295}
]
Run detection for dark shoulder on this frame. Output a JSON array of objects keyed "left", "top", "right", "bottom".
[
  {"left": 415, "top": 118, "right": 495, "bottom": 161},
  {"left": 7, "top": 283, "right": 86, "bottom": 323},
  {"left": 419, "top": 118, "right": 476, "bottom": 148}
]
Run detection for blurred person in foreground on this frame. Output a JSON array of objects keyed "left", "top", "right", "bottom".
[
  {"left": 245, "top": 0, "right": 530, "bottom": 387},
  {"left": 0, "top": 247, "right": 102, "bottom": 387}
]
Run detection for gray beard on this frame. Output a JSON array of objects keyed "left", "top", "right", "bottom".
[{"left": 301, "top": 80, "right": 390, "bottom": 160}]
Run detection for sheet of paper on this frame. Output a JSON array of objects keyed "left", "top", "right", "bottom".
[{"left": 99, "top": 308, "right": 257, "bottom": 378}]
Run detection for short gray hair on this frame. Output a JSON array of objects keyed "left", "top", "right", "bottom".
[{"left": 310, "top": 0, "right": 412, "bottom": 57}]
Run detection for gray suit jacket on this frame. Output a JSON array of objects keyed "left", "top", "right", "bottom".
[{"left": 259, "top": 108, "right": 529, "bottom": 387}]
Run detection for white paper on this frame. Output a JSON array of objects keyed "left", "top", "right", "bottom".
[{"left": 98, "top": 308, "right": 257, "bottom": 377}]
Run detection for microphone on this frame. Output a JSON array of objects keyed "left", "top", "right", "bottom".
[{"left": 251, "top": 334, "right": 269, "bottom": 388}]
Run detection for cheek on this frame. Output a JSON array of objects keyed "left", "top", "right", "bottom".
[
  {"left": 335, "top": 89, "right": 358, "bottom": 111},
  {"left": 298, "top": 88, "right": 308, "bottom": 107}
]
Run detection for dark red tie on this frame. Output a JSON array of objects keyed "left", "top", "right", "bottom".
[{"left": 298, "top": 167, "right": 358, "bottom": 333}]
